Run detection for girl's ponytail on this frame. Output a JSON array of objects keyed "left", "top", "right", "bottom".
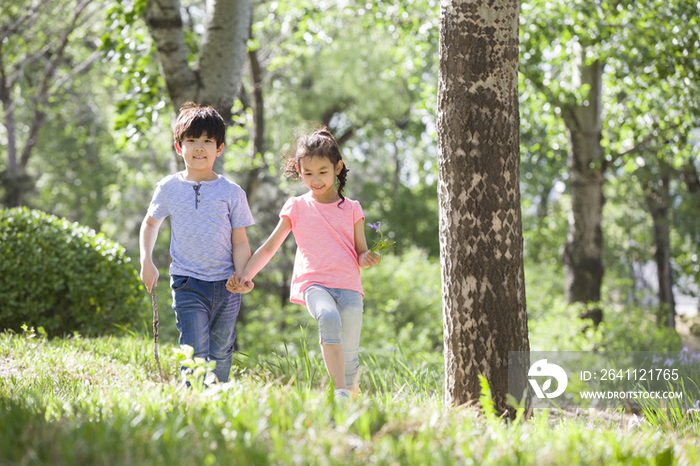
[{"left": 335, "top": 155, "right": 349, "bottom": 206}]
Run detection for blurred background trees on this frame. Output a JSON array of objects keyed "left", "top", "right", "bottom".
[{"left": 1, "top": 0, "right": 698, "bottom": 353}]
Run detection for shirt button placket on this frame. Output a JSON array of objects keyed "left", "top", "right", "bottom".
[{"left": 193, "top": 185, "right": 202, "bottom": 209}]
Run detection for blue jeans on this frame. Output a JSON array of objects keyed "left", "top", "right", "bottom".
[
  {"left": 304, "top": 285, "right": 364, "bottom": 388},
  {"left": 171, "top": 275, "right": 241, "bottom": 383}
]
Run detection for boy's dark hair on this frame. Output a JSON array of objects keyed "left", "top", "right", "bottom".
[
  {"left": 282, "top": 125, "right": 350, "bottom": 205},
  {"left": 173, "top": 102, "right": 226, "bottom": 147}
]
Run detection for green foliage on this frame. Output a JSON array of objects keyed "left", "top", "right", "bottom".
[
  {"left": 526, "top": 260, "right": 682, "bottom": 352},
  {"left": 637, "top": 377, "right": 700, "bottom": 436},
  {"left": 2, "top": 331, "right": 700, "bottom": 465},
  {"left": 529, "top": 299, "right": 683, "bottom": 352},
  {"left": 519, "top": 0, "right": 700, "bottom": 306},
  {"left": 478, "top": 375, "right": 498, "bottom": 423},
  {"left": 245, "top": 0, "right": 440, "bottom": 255},
  {"left": 0, "top": 207, "right": 149, "bottom": 336},
  {"left": 173, "top": 344, "right": 217, "bottom": 389},
  {"left": 101, "top": 0, "right": 167, "bottom": 142},
  {"left": 361, "top": 247, "right": 442, "bottom": 352},
  {"left": 360, "top": 183, "right": 439, "bottom": 257}
]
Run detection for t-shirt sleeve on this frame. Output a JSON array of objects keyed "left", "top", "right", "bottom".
[
  {"left": 279, "top": 197, "right": 296, "bottom": 228},
  {"left": 353, "top": 200, "right": 365, "bottom": 225},
  {"left": 147, "top": 184, "right": 169, "bottom": 220},
  {"left": 230, "top": 188, "right": 255, "bottom": 229}
]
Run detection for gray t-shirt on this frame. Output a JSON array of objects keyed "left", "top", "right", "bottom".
[{"left": 147, "top": 173, "right": 255, "bottom": 281}]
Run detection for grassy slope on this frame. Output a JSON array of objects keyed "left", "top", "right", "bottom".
[{"left": 1, "top": 332, "right": 698, "bottom": 466}]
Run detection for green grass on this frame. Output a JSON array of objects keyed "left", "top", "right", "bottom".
[{"left": 1, "top": 330, "right": 699, "bottom": 465}]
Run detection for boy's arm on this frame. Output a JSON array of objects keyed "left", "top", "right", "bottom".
[
  {"left": 139, "top": 214, "right": 164, "bottom": 293},
  {"left": 354, "top": 219, "right": 381, "bottom": 268},
  {"left": 231, "top": 226, "right": 252, "bottom": 278},
  {"left": 239, "top": 217, "right": 293, "bottom": 282}
]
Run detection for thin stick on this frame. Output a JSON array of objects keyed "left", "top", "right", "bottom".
[{"left": 151, "top": 290, "right": 165, "bottom": 382}]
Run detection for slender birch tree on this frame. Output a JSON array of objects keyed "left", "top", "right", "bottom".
[
  {"left": 437, "top": 0, "right": 530, "bottom": 414},
  {"left": 145, "top": 0, "right": 251, "bottom": 172}
]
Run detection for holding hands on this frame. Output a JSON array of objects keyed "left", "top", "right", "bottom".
[{"left": 226, "top": 272, "right": 255, "bottom": 294}]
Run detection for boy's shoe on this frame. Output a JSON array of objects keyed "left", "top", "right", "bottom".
[{"left": 334, "top": 388, "right": 351, "bottom": 401}]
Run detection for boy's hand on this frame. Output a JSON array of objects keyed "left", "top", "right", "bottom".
[
  {"left": 140, "top": 261, "right": 159, "bottom": 293},
  {"left": 226, "top": 272, "right": 254, "bottom": 294},
  {"left": 359, "top": 250, "right": 381, "bottom": 268}
]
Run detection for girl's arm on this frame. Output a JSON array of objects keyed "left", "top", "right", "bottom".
[
  {"left": 237, "top": 216, "right": 293, "bottom": 284},
  {"left": 354, "top": 219, "right": 381, "bottom": 268}
]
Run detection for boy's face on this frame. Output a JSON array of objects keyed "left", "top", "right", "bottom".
[{"left": 174, "top": 133, "right": 224, "bottom": 173}]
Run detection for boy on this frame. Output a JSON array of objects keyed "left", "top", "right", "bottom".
[{"left": 139, "top": 102, "right": 254, "bottom": 383}]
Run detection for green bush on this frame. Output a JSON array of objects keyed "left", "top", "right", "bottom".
[
  {"left": 0, "top": 207, "right": 149, "bottom": 336},
  {"left": 361, "top": 247, "right": 443, "bottom": 353}
]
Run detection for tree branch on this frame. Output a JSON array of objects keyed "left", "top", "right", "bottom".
[
  {"left": 518, "top": 63, "right": 566, "bottom": 109},
  {"left": 0, "top": 0, "right": 52, "bottom": 43},
  {"left": 19, "top": 0, "right": 96, "bottom": 169},
  {"left": 50, "top": 49, "right": 102, "bottom": 93},
  {"left": 608, "top": 120, "right": 686, "bottom": 166},
  {"left": 145, "top": 0, "right": 196, "bottom": 107},
  {"left": 35, "top": 0, "right": 95, "bottom": 102}
]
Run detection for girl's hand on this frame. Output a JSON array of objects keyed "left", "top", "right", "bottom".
[
  {"left": 238, "top": 279, "right": 254, "bottom": 293},
  {"left": 226, "top": 272, "right": 254, "bottom": 294},
  {"left": 359, "top": 250, "right": 381, "bottom": 268}
]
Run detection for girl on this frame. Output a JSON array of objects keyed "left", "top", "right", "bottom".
[{"left": 227, "top": 126, "right": 381, "bottom": 399}]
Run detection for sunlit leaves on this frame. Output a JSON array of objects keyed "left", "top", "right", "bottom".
[{"left": 101, "top": 0, "right": 168, "bottom": 142}]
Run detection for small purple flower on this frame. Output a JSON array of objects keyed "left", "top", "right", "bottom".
[
  {"left": 367, "top": 220, "right": 395, "bottom": 254},
  {"left": 367, "top": 221, "right": 381, "bottom": 233}
]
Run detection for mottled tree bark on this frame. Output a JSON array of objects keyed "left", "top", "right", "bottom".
[
  {"left": 561, "top": 50, "right": 605, "bottom": 326},
  {"left": 437, "top": 0, "right": 529, "bottom": 415},
  {"left": 146, "top": 0, "right": 252, "bottom": 173}
]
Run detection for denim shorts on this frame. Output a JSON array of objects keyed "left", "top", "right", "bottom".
[
  {"left": 171, "top": 275, "right": 241, "bottom": 383},
  {"left": 304, "top": 285, "right": 364, "bottom": 388}
]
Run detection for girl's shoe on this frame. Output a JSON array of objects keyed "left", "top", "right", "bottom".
[{"left": 334, "top": 388, "right": 351, "bottom": 400}]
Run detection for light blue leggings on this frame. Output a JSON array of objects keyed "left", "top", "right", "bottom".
[{"left": 304, "top": 285, "right": 364, "bottom": 388}]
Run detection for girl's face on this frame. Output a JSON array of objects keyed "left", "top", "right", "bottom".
[{"left": 298, "top": 155, "right": 343, "bottom": 203}]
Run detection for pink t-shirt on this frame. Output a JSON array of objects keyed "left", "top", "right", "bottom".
[{"left": 280, "top": 193, "right": 365, "bottom": 305}]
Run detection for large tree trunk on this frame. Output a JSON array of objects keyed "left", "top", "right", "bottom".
[
  {"left": 639, "top": 160, "right": 676, "bottom": 328},
  {"left": 437, "top": 0, "right": 529, "bottom": 415},
  {"left": 561, "top": 49, "right": 605, "bottom": 326},
  {"left": 146, "top": 0, "right": 252, "bottom": 173}
]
